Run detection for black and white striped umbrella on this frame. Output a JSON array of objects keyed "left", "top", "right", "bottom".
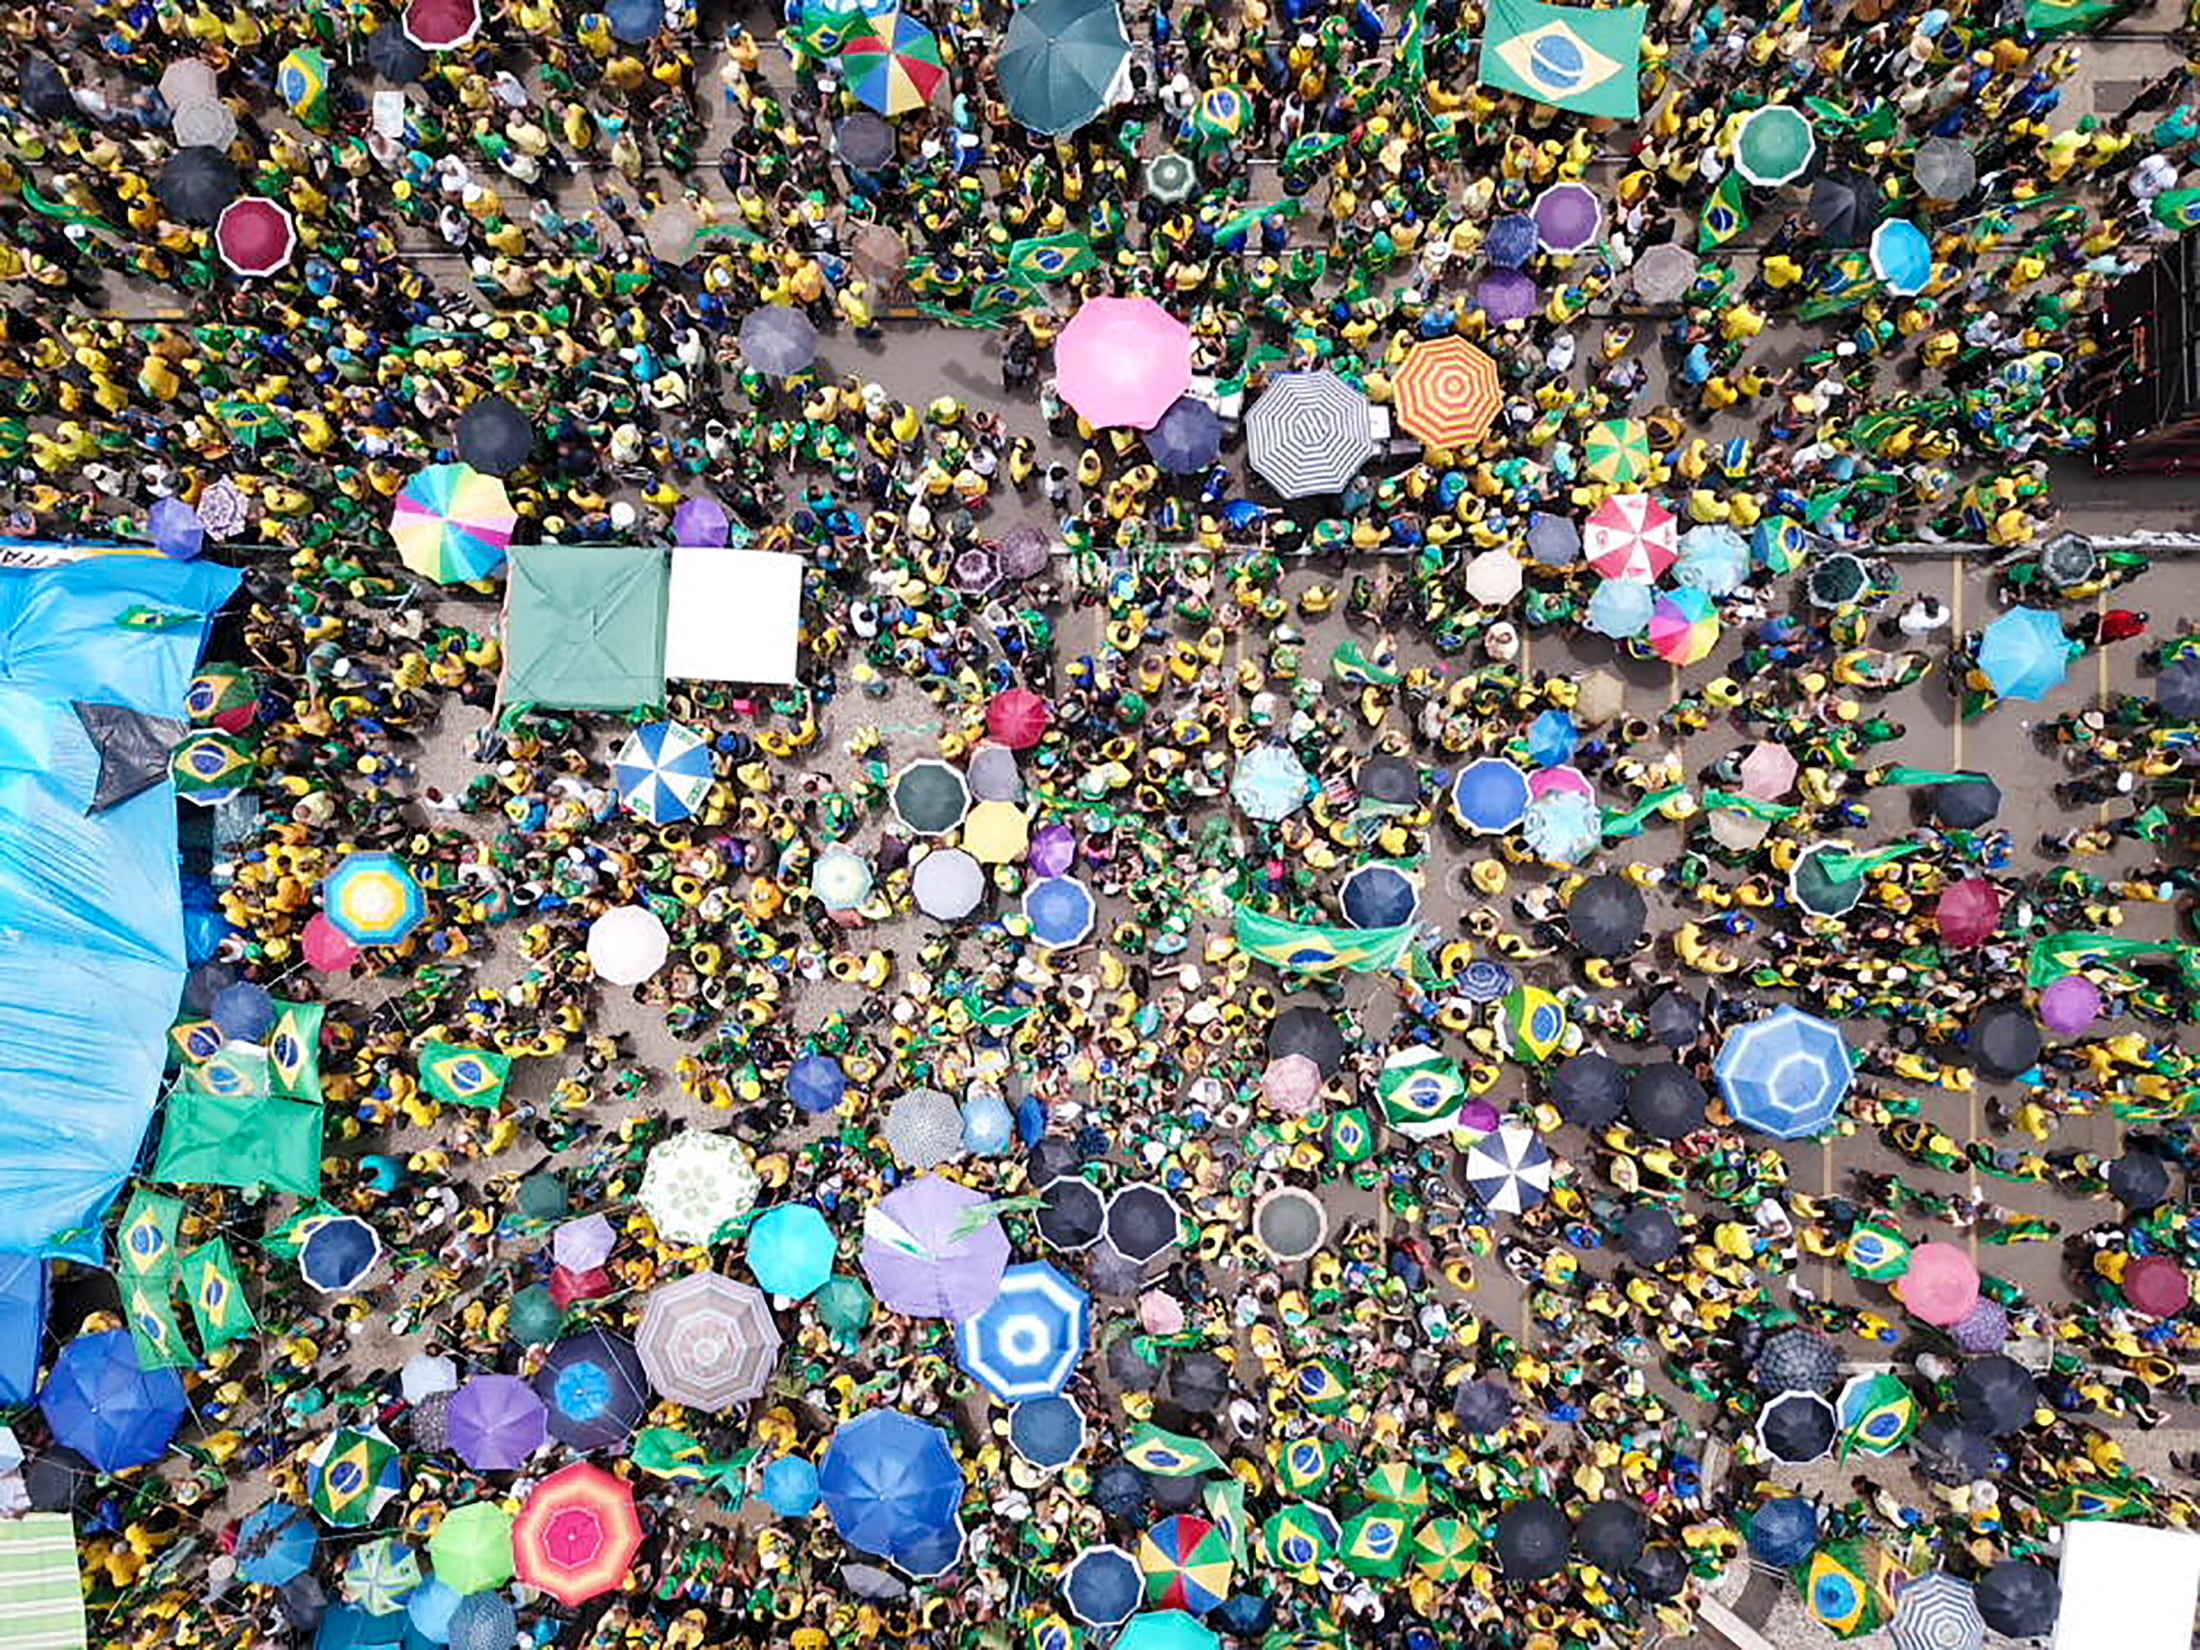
[
  {"left": 1246, "top": 369, "right": 1376, "bottom": 499},
  {"left": 1460, "top": 1124, "right": 1553, "bottom": 1216},
  {"left": 1889, "top": 1572, "right": 1986, "bottom": 1650}
]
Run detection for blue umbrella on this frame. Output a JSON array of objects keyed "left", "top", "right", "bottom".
[
  {"left": 406, "top": 1579, "right": 459, "bottom": 1645},
  {"left": 763, "top": 1456, "right": 822, "bottom": 1516},
  {"left": 534, "top": 1329, "right": 649, "bottom": 1451},
  {"left": 1586, "top": 578, "right": 1654, "bottom": 639},
  {"left": 1339, "top": 864, "right": 1419, "bottom": 928},
  {"left": 1746, "top": 1498, "right": 1819, "bottom": 1567},
  {"left": 1010, "top": 1396, "right": 1087, "bottom": 1471},
  {"left": 1486, "top": 215, "right": 1539, "bottom": 268},
  {"left": 1146, "top": 397, "right": 1223, "bottom": 474},
  {"left": 149, "top": 496, "right": 206, "bottom": 560},
  {"left": 1526, "top": 710, "right": 1578, "bottom": 767},
  {"left": 1064, "top": 1544, "right": 1144, "bottom": 1627},
  {"left": 1676, "top": 525, "right": 1749, "bottom": 596},
  {"left": 607, "top": 0, "right": 665, "bottom": 44},
  {"left": 955, "top": 1261, "right": 1091, "bottom": 1401},
  {"left": 238, "top": 1502, "right": 318, "bottom": 1586},
  {"left": 316, "top": 1606, "right": 410, "bottom": 1650},
  {"left": 1978, "top": 608, "right": 2070, "bottom": 702},
  {"left": 1451, "top": 759, "right": 1531, "bottom": 833},
  {"left": 788, "top": 1053, "right": 847, "bottom": 1114},
  {"left": 1232, "top": 746, "right": 1312, "bottom": 822},
  {"left": 1527, "top": 511, "right": 1580, "bottom": 566},
  {"left": 1870, "top": 219, "right": 1934, "bottom": 296},
  {"left": 746, "top": 1204, "right": 837, "bottom": 1298},
  {"left": 39, "top": 1331, "right": 188, "bottom": 1472},
  {"left": 820, "top": 1410, "right": 965, "bottom": 1560},
  {"left": 612, "top": 721, "right": 716, "bottom": 826},
  {"left": 1024, "top": 876, "right": 1098, "bottom": 948},
  {"left": 1522, "top": 791, "right": 1601, "bottom": 865},
  {"left": 447, "top": 1594, "right": 517, "bottom": 1650},
  {"left": 962, "top": 1090, "right": 1015, "bottom": 1155},
  {"left": 300, "top": 1216, "right": 383, "bottom": 1294},
  {"left": 1714, "top": 1008, "right": 1853, "bottom": 1140}
]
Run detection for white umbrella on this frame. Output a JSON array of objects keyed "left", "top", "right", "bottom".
[
  {"left": 1463, "top": 549, "right": 1524, "bottom": 606},
  {"left": 913, "top": 848, "right": 986, "bottom": 920},
  {"left": 589, "top": 905, "right": 670, "bottom": 984},
  {"left": 400, "top": 1354, "right": 458, "bottom": 1404}
]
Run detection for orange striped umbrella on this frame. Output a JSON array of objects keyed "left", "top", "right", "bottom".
[
  {"left": 1393, "top": 337, "right": 1502, "bottom": 451},
  {"left": 513, "top": 1463, "right": 642, "bottom": 1607}
]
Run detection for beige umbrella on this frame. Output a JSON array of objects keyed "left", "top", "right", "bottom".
[
  {"left": 1463, "top": 549, "right": 1523, "bottom": 607},
  {"left": 644, "top": 201, "right": 702, "bottom": 264},
  {"left": 1574, "top": 669, "right": 1625, "bottom": 727},
  {"left": 1709, "top": 810, "right": 1772, "bottom": 853},
  {"left": 170, "top": 97, "right": 238, "bottom": 150},
  {"left": 963, "top": 800, "right": 1031, "bottom": 865},
  {"left": 848, "top": 222, "right": 908, "bottom": 289},
  {"left": 160, "top": 59, "right": 219, "bottom": 109}
]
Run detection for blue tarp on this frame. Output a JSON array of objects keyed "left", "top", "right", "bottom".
[
  {"left": 0, "top": 557, "right": 238, "bottom": 1258},
  {"left": 0, "top": 1255, "right": 46, "bottom": 1402}
]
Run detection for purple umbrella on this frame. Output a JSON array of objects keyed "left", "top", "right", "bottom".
[
  {"left": 997, "top": 524, "right": 1052, "bottom": 581},
  {"left": 1486, "top": 215, "right": 1539, "bottom": 269},
  {"left": 2038, "top": 975, "right": 2102, "bottom": 1037},
  {"left": 1029, "top": 822, "right": 1077, "bottom": 877},
  {"left": 1532, "top": 183, "right": 1602, "bottom": 254},
  {"left": 149, "top": 497, "right": 206, "bottom": 560},
  {"left": 1951, "top": 1298, "right": 2010, "bottom": 1353},
  {"left": 1476, "top": 270, "right": 1540, "bottom": 324},
  {"left": 447, "top": 1375, "right": 548, "bottom": 1472},
  {"left": 860, "top": 1176, "right": 1011, "bottom": 1322},
  {"left": 673, "top": 496, "right": 731, "bottom": 548},
  {"left": 1145, "top": 396, "right": 1223, "bottom": 474}
]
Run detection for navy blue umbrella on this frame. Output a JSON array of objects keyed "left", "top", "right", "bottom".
[
  {"left": 1061, "top": 1544, "right": 1142, "bottom": 1627},
  {"left": 1145, "top": 397, "right": 1223, "bottom": 474},
  {"left": 1487, "top": 215, "right": 1540, "bottom": 269},
  {"left": 1340, "top": 864, "right": 1419, "bottom": 928},
  {"left": 1746, "top": 1497, "right": 1818, "bottom": 1566},
  {"left": 533, "top": 1329, "right": 649, "bottom": 1451},
  {"left": 607, "top": 0, "right": 665, "bottom": 43},
  {"left": 1092, "top": 1461, "right": 1150, "bottom": 1521},
  {"left": 1009, "top": 1396, "right": 1087, "bottom": 1470}
]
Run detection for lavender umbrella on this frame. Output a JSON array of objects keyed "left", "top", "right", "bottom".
[
  {"left": 2038, "top": 975, "right": 2102, "bottom": 1037},
  {"left": 1476, "top": 270, "right": 1540, "bottom": 324},
  {"left": 447, "top": 1375, "right": 548, "bottom": 1472},
  {"left": 860, "top": 1176, "right": 1012, "bottom": 1322},
  {"left": 1029, "top": 822, "right": 1077, "bottom": 877},
  {"left": 1532, "top": 183, "right": 1601, "bottom": 254},
  {"left": 997, "top": 524, "right": 1053, "bottom": 581},
  {"left": 1950, "top": 1298, "right": 2010, "bottom": 1354},
  {"left": 673, "top": 496, "right": 731, "bottom": 548}
]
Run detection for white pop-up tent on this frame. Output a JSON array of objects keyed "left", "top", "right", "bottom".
[
  {"left": 663, "top": 547, "right": 804, "bottom": 685},
  {"left": 2053, "top": 1521, "right": 2200, "bottom": 1650}
]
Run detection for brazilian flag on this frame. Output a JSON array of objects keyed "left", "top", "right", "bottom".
[
  {"left": 1478, "top": 0, "right": 1647, "bottom": 118},
  {"left": 2025, "top": 0, "right": 2126, "bottom": 34},
  {"left": 187, "top": 1042, "right": 270, "bottom": 1101},
  {"left": 418, "top": 1040, "right": 513, "bottom": 1109},
  {"left": 118, "top": 1189, "right": 184, "bottom": 1283},
  {"left": 268, "top": 1000, "right": 325, "bottom": 1102},
  {"left": 1123, "top": 1424, "right": 1227, "bottom": 1478},
  {"left": 1698, "top": 170, "right": 1753, "bottom": 252},
  {"left": 184, "top": 1241, "right": 258, "bottom": 1350},
  {"left": 123, "top": 1276, "right": 194, "bottom": 1370},
  {"left": 1236, "top": 907, "right": 1416, "bottom": 976},
  {"left": 793, "top": 3, "right": 866, "bottom": 57},
  {"left": 1005, "top": 233, "right": 1098, "bottom": 289}
]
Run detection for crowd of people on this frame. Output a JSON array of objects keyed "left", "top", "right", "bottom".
[{"left": 6, "top": 0, "right": 2200, "bottom": 1645}]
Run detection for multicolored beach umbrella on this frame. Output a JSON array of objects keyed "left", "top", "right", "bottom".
[
  {"left": 613, "top": 721, "right": 716, "bottom": 825},
  {"left": 323, "top": 852, "right": 426, "bottom": 946},
  {"left": 841, "top": 10, "right": 948, "bottom": 116},
  {"left": 390, "top": 462, "right": 516, "bottom": 584},
  {"left": 1139, "top": 1516, "right": 1234, "bottom": 1614}
]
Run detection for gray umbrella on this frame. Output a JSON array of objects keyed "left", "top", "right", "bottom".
[
  {"left": 1107, "top": 1339, "right": 1166, "bottom": 1391},
  {"left": 1357, "top": 755, "right": 1420, "bottom": 806},
  {"left": 885, "top": 1089, "right": 965, "bottom": 1169},
  {"left": 1913, "top": 1418, "right": 1995, "bottom": 1484},
  {"left": 966, "top": 745, "right": 1023, "bottom": 803},
  {"left": 1616, "top": 1204, "right": 1681, "bottom": 1264},
  {"left": 366, "top": 26, "right": 430, "bottom": 82},
  {"left": 1754, "top": 1328, "right": 1841, "bottom": 1394},
  {"left": 2157, "top": 658, "right": 2200, "bottom": 722},
  {"left": 912, "top": 848, "right": 986, "bottom": 920},
  {"left": 1495, "top": 1499, "right": 1571, "bottom": 1580},
  {"left": 1551, "top": 1053, "right": 1628, "bottom": 1127},
  {"left": 1933, "top": 777, "right": 2001, "bottom": 828},
  {"left": 1268, "top": 1005, "right": 1345, "bottom": 1076},
  {"left": 1167, "top": 1351, "right": 1231, "bottom": 1412},
  {"left": 456, "top": 397, "right": 533, "bottom": 477},
  {"left": 169, "top": 98, "right": 238, "bottom": 150},
  {"left": 835, "top": 112, "right": 896, "bottom": 171},
  {"left": 1527, "top": 511, "right": 1582, "bottom": 566},
  {"left": 997, "top": 524, "right": 1053, "bottom": 581},
  {"left": 1086, "top": 1247, "right": 1146, "bottom": 1296},
  {"left": 848, "top": 222, "right": 907, "bottom": 289},
  {"left": 407, "top": 1392, "right": 453, "bottom": 1452},
  {"left": 1568, "top": 874, "right": 1646, "bottom": 958},
  {"left": 158, "top": 147, "right": 242, "bottom": 227},
  {"left": 1969, "top": 1005, "right": 2041, "bottom": 1080},
  {"left": 1628, "top": 1064, "right": 1706, "bottom": 1139},
  {"left": 2038, "top": 530, "right": 2100, "bottom": 589},
  {"left": 1038, "top": 1177, "right": 1105, "bottom": 1250},
  {"left": 1913, "top": 137, "right": 1977, "bottom": 201},
  {"left": 739, "top": 305, "right": 820, "bottom": 378},
  {"left": 1453, "top": 1378, "right": 1516, "bottom": 1435},
  {"left": 2108, "top": 1150, "right": 2173, "bottom": 1212},
  {"left": 1628, "top": 242, "right": 1698, "bottom": 304},
  {"left": 1630, "top": 1543, "right": 1691, "bottom": 1601}
]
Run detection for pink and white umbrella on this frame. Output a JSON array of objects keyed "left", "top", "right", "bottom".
[
  {"left": 1738, "top": 741, "right": 1798, "bottom": 801},
  {"left": 216, "top": 197, "right": 296, "bottom": 279},
  {"left": 1584, "top": 494, "right": 1678, "bottom": 583},
  {"left": 1054, "top": 297, "right": 1193, "bottom": 431}
]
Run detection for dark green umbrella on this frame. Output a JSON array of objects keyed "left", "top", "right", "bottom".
[{"left": 999, "top": 0, "right": 1130, "bottom": 137}]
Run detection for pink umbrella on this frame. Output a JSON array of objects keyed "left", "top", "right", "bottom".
[
  {"left": 1935, "top": 879, "right": 2002, "bottom": 950},
  {"left": 303, "top": 912, "right": 363, "bottom": 972},
  {"left": 216, "top": 197, "right": 296, "bottom": 278},
  {"left": 403, "top": 0, "right": 482, "bottom": 48},
  {"left": 1584, "top": 494, "right": 1678, "bottom": 582},
  {"left": 2126, "top": 1255, "right": 2191, "bottom": 1318},
  {"left": 1261, "top": 1054, "right": 1322, "bottom": 1117},
  {"left": 1528, "top": 765, "right": 1595, "bottom": 802},
  {"left": 1738, "top": 742, "right": 1797, "bottom": 801},
  {"left": 1054, "top": 297, "right": 1193, "bottom": 431},
  {"left": 2039, "top": 975, "right": 2102, "bottom": 1037},
  {"left": 1896, "top": 1241, "right": 1979, "bottom": 1326},
  {"left": 986, "top": 689, "right": 1052, "bottom": 750}
]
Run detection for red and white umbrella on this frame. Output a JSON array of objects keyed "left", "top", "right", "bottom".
[
  {"left": 215, "top": 197, "right": 296, "bottom": 279},
  {"left": 402, "top": 0, "right": 483, "bottom": 49},
  {"left": 1583, "top": 493, "right": 1678, "bottom": 583}
]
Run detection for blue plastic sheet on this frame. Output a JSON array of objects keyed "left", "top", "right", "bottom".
[
  {"left": 0, "top": 557, "right": 238, "bottom": 1257},
  {"left": 0, "top": 1255, "right": 46, "bottom": 1402}
]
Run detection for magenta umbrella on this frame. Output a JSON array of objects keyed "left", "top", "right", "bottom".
[
  {"left": 1935, "top": 879, "right": 2002, "bottom": 950},
  {"left": 860, "top": 1176, "right": 1011, "bottom": 1322},
  {"left": 2038, "top": 975, "right": 2102, "bottom": 1036},
  {"left": 448, "top": 1374, "right": 549, "bottom": 1471},
  {"left": 1532, "top": 182, "right": 1602, "bottom": 254},
  {"left": 1053, "top": 297, "right": 1192, "bottom": 431},
  {"left": 216, "top": 197, "right": 296, "bottom": 278}
]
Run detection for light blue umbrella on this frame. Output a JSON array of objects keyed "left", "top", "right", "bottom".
[
  {"left": 406, "top": 1579, "right": 459, "bottom": 1645},
  {"left": 954, "top": 1261, "right": 1091, "bottom": 1401},
  {"left": 1978, "top": 607, "right": 2070, "bottom": 702},
  {"left": 1024, "top": 876, "right": 1098, "bottom": 948},
  {"left": 746, "top": 1204, "right": 836, "bottom": 1299},
  {"left": 1586, "top": 577, "right": 1654, "bottom": 639},
  {"left": 1715, "top": 1007, "right": 1852, "bottom": 1139},
  {"left": 613, "top": 721, "right": 715, "bottom": 825},
  {"left": 1232, "top": 746, "right": 1312, "bottom": 822},
  {"left": 1870, "top": 219, "right": 1934, "bottom": 296},
  {"left": 1521, "top": 791, "right": 1601, "bottom": 865},
  {"left": 762, "top": 1457, "right": 821, "bottom": 1516},
  {"left": 1525, "top": 709, "right": 1578, "bottom": 767},
  {"left": 1676, "top": 525, "right": 1749, "bottom": 597},
  {"left": 1451, "top": 759, "right": 1530, "bottom": 833},
  {"left": 962, "top": 1090, "right": 1015, "bottom": 1155},
  {"left": 238, "top": 1502, "right": 318, "bottom": 1586}
]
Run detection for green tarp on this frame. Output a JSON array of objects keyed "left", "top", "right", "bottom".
[
  {"left": 153, "top": 1090, "right": 324, "bottom": 1198},
  {"left": 1478, "top": 0, "right": 1646, "bottom": 119},
  {"left": 0, "top": 1515, "right": 88, "bottom": 1650},
  {"left": 501, "top": 545, "right": 669, "bottom": 716}
]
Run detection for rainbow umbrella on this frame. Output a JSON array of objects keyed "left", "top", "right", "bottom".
[
  {"left": 1584, "top": 418, "right": 1651, "bottom": 486},
  {"left": 1138, "top": 1516, "right": 1233, "bottom": 1614},
  {"left": 277, "top": 47, "right": 330, "bottom": 124},
  {"left": 323, "top": 852, "right": 426, "bottom": 946},
  {"left": 1648, "top": 587, "right": 1720, "bottom": 666},
  {"left": 842, "top": 11, "right": 947, "bottom": 116},
  {"left": 390, "top": 463, "right": 516, "bottom": 584}
]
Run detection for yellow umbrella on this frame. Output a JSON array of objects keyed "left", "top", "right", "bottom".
[{"left": 962, "top": 801, "right": 1031, "bottom": 864}]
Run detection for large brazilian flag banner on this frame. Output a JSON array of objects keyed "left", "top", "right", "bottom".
[{"left": 1478, "top": 0, "right": 1647, "bottom": 119}]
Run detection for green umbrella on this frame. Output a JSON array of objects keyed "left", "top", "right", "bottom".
[
  {"left": 1583, "top": 418, "right": 1651, "bottom": 486},
  {"left": 997, "top": 0, "right": 1130, "bottom": 137},
  {"left": 1340, "top": 1508, "right": 1413, "bottom": 1579},
  {"left": 1272, "top": 1435, "right": 1338, "bottom": 1496},
  {"left": 1361, "top": 1462, "right": 1430, "bottom": 1511},
  {"left": 1734, "top": 105, "right": 1817, "bottom": 187},
  {"left": 1144, "top": 152, "right": 1197, "bottom": 203},
  {"left": 1412, "top": 1517, "right": 1479, "bottom": 1581},
  {"left": 428, "top": 1502, "right": 515, "bottom": 1595},
  {"left": 815, "top": 1275, "right": 874, "bottom": 1335},
  {"left": 342, "top": 1538, "right": 422, "bottom": 1614},
  {"left": 1788, "top": 842, "right": 1868, "bottom": 918},
  {"left": 1261, "top": 1505, "right": 1340, "bottom": 1577}
]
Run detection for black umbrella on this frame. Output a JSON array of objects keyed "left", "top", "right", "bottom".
[
  {"left": 1911, "top": 1417, "right": 1996, "bottom": 1486},
  {"left": 1550, "top": 1053, "right": 1628, "bottom": 1127},
  {"left": 157, "top": 147, "right": 243, "bottom": 227},
  {"left": 1495, "top": 1498, "right": 1571, "bottom": 1581},
  {"left": 1268, "top": 1004, "right": 1345, "bottom": 1075},
  {"left": 1145, "top": 397, "right": 1224, "bottom": 475},
  {"left": 2108, "top": 1149, "right": 2173, "bottom": 1213},
  {"left": 1616, "top": 1205, "right": 1681, "bottom": 1264},
  {"left": 1757, "top": 1390, "right": 1837, "bottom": 1463},
  {"left": 533, "top": 1328, "right": 649, "bottom": 1450},
  {"left": 278, "top": 1575, "right": 329, "bottom": 1635},
  {"left": 1628, "top": 1064, "right": 1707, "bottom": 1140},
  {"left": 1629, "top": 1543, "right": 1690, "bottom": 1601},
  {"left": 1086, "top": 1248, "right": 1145, "bottom": 1296},
  {"left": 1105, "top": 1185, "right": 1180, "bottom": 1264},
  {"left": 1574, "top": 1501, "right": 1646, "bottom": 1573},
  {"left": 1807, "top": 170, "right": 1878, "bottom": 247},
  {"left": 23, "top": 1447, "right": 94, "bottom": 1513},
  {"left": 1092, "top": 1461, "right": 1150, "bottom": 1522},
  {"left": 1754, "top": 1327, "right": 1841, "bottom": 1394},
  {"left": 365, "top": 26, "right": 430, "bottom": 82},
  {"left": 1149, "top": 1472, "right": 1205, "bottom": 1512},
  {"left": 1969, "top": 1005, "right": 2041, "bottom": 1079},
  {"left": 1106, "top": 1339, "right": 1165, "bottom": 1392},
  {"left": 1029, "top": 1137, "right": 1084, "bottom": 1184},
  {"left": 1647, "top": 989, "right": 1703, "bottom": 1048},
  {"left": 1167, "top": 1351, "right": 1231, "bottom": 1413},
  {"left": 75, "top": 704, "right": 187, "bottom": 811},
  {"left": 1568, "top": 874, "right": 1646, "bottom": 958},
  {"left": 1976, "top": 1561, "right": 2060, "bottom": 1639},
  {"left": 1037, "top": 1176, "right": 1105, "bottom": 1250},
  {"left": 1358, "top": 755, "right": 1421, "bottom": 808},
  {"left": 23, "top": 59, "right": 75, "bottom": 121},
  {"left": 1454, "top": 1378, "right": 1516, "bottom": 1435},
  {"left": 1933, "top": 777, "right": 2001, "bottom": 829},
  {"left": 834, "top": 112, "right": 896, "bottom": 171},
  {"left": 2157, "top": 656, "right": 2200, "bottom": 721},
  {"left": 457, "top": 397, "right": 534, "bottom": 477},
  {"left": 1953, "top": 1354, "right": 2038, "bottom": 1436}
]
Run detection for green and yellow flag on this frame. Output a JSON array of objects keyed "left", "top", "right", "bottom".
[
  {"left": 418, "top": 1041, "right": 513, "bottom": 1109},
  {"left": 1698, "top": 170, "right": 1753, "bottom": 252},
  {"left": 1004, "top": 234, "right": 1098, "bottom": 288},
  {"left": 1235, "top": 907, "right": 1416, "bottom": 976},
  {"left": 183, "top": 1240, "right": 257, "bottom": 1350},
  {"left": 1478, "top": 0, "right": 1646, "bottom": 118},
  {"left": 268, "top": 1000, "right": 325, "bottom": 1102}
]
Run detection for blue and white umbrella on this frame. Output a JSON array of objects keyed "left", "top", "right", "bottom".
[
  {"left": 1460, "top": 1124, "right": 1553, "bottom": 1216},
  {"left": 1062, "top": 1543, "right": 1143, "bottom": 1628},
  {"left": 1676, "top": 525, "right": 1749, "bottom": 597},
  {"left": 614, "top": 721, "right": 715, "bottom": 826},
  {"left": 1522, "top": 792, "right": 1601, "bottom": 866},
  {"left": 1715, "top": 1007, "right": 1852, "bottom": 1140},
  {"left": 954, "top": 1260, "right": 1090, "bottom": 1402},
  {"left": 1024, "top": 876, "right": 1098, "bottom": 949},
  {"left": 1340, "top": 864, "right": 1420, "bottom": 928},
  {"left": 1451, "top": 759, "right": 1531, "bottom": 834},
  {"left": 1233, "top": 746, "right": 1313, "bottom": 822},
  {"left": 1890, "top": 1572, "right": 1986, "bottom": 1650}
]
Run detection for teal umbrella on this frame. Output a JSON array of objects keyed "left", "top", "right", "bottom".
[{"left": 999, "top": 0, "right": 1130, "bottom": 136}]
